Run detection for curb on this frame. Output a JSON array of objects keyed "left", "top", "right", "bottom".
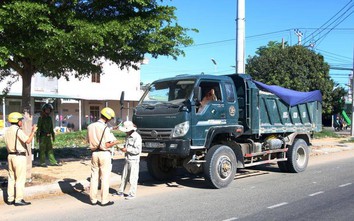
[{"left": 0, "top": 174, "right": 122, "bottom": 205}]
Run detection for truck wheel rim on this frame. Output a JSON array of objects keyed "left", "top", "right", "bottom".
[
  {"left": 296, "top": 147, "right": 306, "bottom": 167},
  {"left": 218, "top": 156, "right": 232, "bottom": 179}
]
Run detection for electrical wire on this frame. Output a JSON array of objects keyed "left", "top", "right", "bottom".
[{"left": 302, "top": 0, "right": 354, "bottom": 46}]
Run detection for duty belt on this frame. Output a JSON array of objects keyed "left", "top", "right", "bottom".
[
  {"left": 8, "top": 152, "right": 26, "bottom": 156},
  {"left": 93, "top": 149, "right": 111, "bottom": 153}
]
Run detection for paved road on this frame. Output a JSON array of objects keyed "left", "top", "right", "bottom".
[{"left": 1, "top": 150, "right": 353, "bottom": 221}]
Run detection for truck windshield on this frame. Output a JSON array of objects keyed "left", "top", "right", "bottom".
[{"left": 140, "top": 79, "right": 195, "bottom": 105}]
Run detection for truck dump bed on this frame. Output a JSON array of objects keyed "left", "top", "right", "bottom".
[{"left": 228, "top": 74, "right": 322, "bottom": 135}]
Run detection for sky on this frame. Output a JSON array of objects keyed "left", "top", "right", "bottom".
[{"left": 140, "top": 0, "right": 354, "bottom": 89}]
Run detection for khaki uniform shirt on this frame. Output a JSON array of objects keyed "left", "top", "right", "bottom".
[
  {"left": 87, "top": 119, "right": 116, "bottom": 151},
  {"left": 4, "top": 125, "right": 29, "bottom": 153}
]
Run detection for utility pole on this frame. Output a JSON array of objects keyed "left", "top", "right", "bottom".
[
  {"left": 236, "top": 0, "right": 245, "bottom": 74},
  {"left": 294, "top": 29, "right": 303, "bottom": 45}
]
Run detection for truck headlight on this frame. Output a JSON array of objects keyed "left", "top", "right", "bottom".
[{"left": 172, "top": 121, "right": 190, "bottom": 138}]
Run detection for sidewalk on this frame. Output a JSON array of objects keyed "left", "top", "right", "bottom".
[
  {"left": 1, "top": 137, "right": 354, "bottom": 205},
  {"left": 0, "top": 152, "right": 133, "bottom": 204}
]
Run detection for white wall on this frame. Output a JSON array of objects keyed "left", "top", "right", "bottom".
[
  {"left": 0, "top": 59, "right": 141, "bottom": 102},
  {"left": 57, "top": 59, "right": 141, "bottom": 101},
  {"left": 0, "top": 60, "right": 144, "bottom": 131}
]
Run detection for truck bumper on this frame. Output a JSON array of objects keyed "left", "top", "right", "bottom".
[{"left": 142, "top": 139, "right": 191, "bottom": 157}]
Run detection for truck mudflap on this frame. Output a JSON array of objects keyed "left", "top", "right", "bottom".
[{"left": 142, "top": 139, "right": 191, "bottom": 157}]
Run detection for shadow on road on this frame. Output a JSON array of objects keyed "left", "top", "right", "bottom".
[
  {"left": 0, "top": 176, "right": 9, "bottom": 204},
  {"left": 58, "top": 178, "right": 91, "bottom": 205},
  {"left": 138, "top": 168, "right": 212, "bottom": 189}
]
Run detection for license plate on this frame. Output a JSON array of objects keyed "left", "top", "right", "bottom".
[{"left": 144, "top": 142, "right": 165, "bottom": 148}]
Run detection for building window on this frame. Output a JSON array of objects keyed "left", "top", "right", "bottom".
[
  {"left": 90, "top": 106, "right": 100, "bottom": 123},
  {"left": 8, "top": 101, "right": 22, "bottom": 113},
  {"left": 92, "top": 73, "right": 100, "bottom": 83}
]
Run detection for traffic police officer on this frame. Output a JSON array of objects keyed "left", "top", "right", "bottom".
[
  {"left": 4, "top": 112, "right": 37, "bottom": 206},
  {"left": 36, "top": 103, "right": 61, "bottom": 167},
  {"left": 87, "top": 107, "right": 120, "bottom": 206}
]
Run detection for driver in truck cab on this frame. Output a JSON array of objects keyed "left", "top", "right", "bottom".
[{"left": 197, "top": 88, "right": 217, "bottom": 113}]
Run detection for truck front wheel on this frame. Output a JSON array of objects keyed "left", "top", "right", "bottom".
[
  {"left": 146, "top": 154, "right": 176, "bottom": 181},
  {"left": 204, "top": 145, "right": 237, "bottom": 189},
  {"left": 285, "top": 138, "right": 309, "bottom": 173}
]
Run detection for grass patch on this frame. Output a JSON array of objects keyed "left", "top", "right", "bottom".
[{"left": 313, "top": 128, "right": 341, "bottom": 139}]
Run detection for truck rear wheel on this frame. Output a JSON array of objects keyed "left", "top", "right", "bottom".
[
  {"left": 204, "top": 145, "right": 237, "bottom": 189},
  {"left": 146, "top": 154, "right": 176, "bottom": 181},
  {"left": 285, "top": 138, "right": 309, "bottom": 173}
]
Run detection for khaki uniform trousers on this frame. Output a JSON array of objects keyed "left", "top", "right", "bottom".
[
  {"left": 90, "top": 151, "right": 112, "bottom": 204},
  {"left": 7, "top": 154, "right": 27, "bottom": 202},
  {"left": 118, "top": 159, "right": 140, "bottom": 197}
]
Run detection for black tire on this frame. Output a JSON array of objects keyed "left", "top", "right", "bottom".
[
  {"left": 277, "top": 152, "right": 289, "bottom": 172},
  {"left": 285, "top": 138, "right": 309, "bottom": 173},
  {"left": 203, "top": 145, "right": 237, "bottom": 189},
  {"left": 146, "top": 154, "right": 176, "bottom": 181}
]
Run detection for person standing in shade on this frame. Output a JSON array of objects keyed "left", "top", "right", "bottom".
[
  {"left": 87, "top": 107, "right": 120, "bottom": 206},
  {"left": 115, "top": 121, "right": 142, "bottom": 200},
  {"left": 4, "top": 112, "right": 38, "bottom": 206},
  {"left": 36, "top": 103, "right": 61, "bottom": 167}
]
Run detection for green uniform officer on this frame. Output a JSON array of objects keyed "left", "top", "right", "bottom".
[{"left": 36, "top": 103, "right": 61, "bottom": 167}]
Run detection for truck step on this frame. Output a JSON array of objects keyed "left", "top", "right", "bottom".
[{"left": 244, "top": 148, "right": 288, "bottom": 158}]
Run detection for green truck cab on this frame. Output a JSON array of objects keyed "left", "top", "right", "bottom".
[{"left": 133, "top": 73, "right": 322, "bottom": 188}]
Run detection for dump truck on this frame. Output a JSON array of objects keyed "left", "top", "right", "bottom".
[{"left": 133, "top": 74, "right": 322, "bottom": 188}]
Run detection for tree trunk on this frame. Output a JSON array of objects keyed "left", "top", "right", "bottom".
[
  {"left": 22, "top": 69, "right": 32, "bottom": 114},
  {"left": 21, "top": 69, "right": 34, "bottom": 181}
]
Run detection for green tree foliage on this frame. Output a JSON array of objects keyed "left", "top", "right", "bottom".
[
  {"left": 0, "top": 0, "right": 195, "bottom": 111},
  {"left": 331, "top": 86, "right": 347, "bottom": 115},
  {"left": 246, "top": 41, "right": 346, "bottom": 115}
]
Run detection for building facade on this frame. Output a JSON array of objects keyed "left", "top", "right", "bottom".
[{"left": 0, "top": 59, "right": 143, "bottom": 132}]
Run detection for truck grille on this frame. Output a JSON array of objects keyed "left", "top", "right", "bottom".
[{"left": 137, "top": 128, "right": 173, "bottom": 140}]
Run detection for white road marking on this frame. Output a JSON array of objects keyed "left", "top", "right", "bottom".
[
  {"left": 222, "top": 217, "right": 239, "bottom": 221},
  {"left": 267, "top": 202, "right": 288, "bottom": 209},
  {"left": 309, "top": 191, "right": 324, "bottom": 196},
  {"left": 339, "top": 183, "right": 352, "bottom": 187}
]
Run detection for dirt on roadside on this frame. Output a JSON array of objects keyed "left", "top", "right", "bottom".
[{"left": 0, "top": 152, "right": 127, "bottom": 187}]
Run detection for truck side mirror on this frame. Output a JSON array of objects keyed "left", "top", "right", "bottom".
[
  {"left": 193, "top": 87, "right": 201, "bottom": 105},
  {"left": 120, "top": 91, "right": 125, "bottom": 110}
]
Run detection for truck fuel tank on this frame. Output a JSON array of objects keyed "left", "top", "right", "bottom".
[{"left": 264, "top": 138, "right": 283, "bottom": 150}]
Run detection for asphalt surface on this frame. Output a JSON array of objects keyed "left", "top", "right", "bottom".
[{"left": 1, "top": 128, "right": 354, "bottom": 205}]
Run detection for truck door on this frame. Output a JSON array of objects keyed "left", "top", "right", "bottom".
[{"left": 191, "top": 81, "right": 226, "bottom": 146}]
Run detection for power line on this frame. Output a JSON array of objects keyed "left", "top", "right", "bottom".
[
  {"left": 315, "top": 9, "right": 354, "bottom": 47},
  {"left": 316, "top": 48, "right": 353, "bottom": 61},
  {"left": 183, "top": 28, "right": 353, "bottom": 51},
  {"left": 302, "top": 0, "right": 354, "bottom": 46}
]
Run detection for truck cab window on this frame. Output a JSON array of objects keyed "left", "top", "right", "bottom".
[
  {"left": 140, "top": 79, "right": 195, "bottom": 105},
  {"left": 225, "top": 82, "right": 235, "bottom": 102},
  {"left": 197, "top": 81, "right": 221, "bottom": 113}
]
